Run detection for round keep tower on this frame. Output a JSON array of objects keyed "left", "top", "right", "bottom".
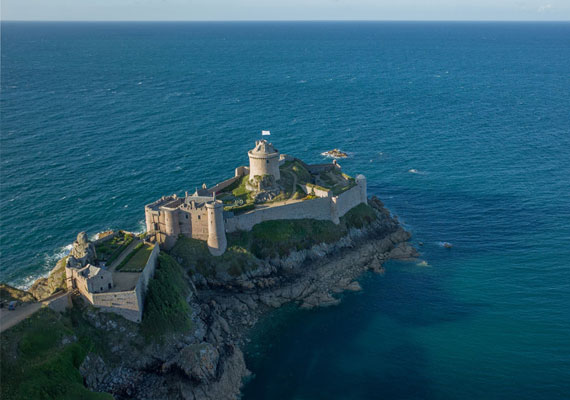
[
  {"left": 248, "top": 139, "right": 280, "bottom": 183},
  {"left": 206, "top": 200, "right": 227, "bottom": 256},
  {"left": 355, "top": 174, "right": 367, "bottom": 204}
]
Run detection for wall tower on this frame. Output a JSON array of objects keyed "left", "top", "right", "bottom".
[
  {"left": 355, "top": 174, "right": 367, "bottom": 204},
  {"left": 206, "top": 200, "right": 227, "bottom": 256}
]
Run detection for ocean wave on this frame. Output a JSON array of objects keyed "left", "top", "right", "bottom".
[{"left": 17, "top": 243, "right": 73, "bottom": 290}]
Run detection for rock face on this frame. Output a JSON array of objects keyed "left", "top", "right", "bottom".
[
  {"left": 29, "top": 257, "right": 67, "bottom": 300},
  {"left": 79, "top": 196, "right": 416, "bottom": 400},
  {"left": 67, "top": 231, "right": 97, "bottom": 268}
]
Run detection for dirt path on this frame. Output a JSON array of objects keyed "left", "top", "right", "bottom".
[{"left": 0, "top": 291, "right": 68, "bottom": 333}]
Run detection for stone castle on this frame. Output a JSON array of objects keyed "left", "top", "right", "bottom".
[
  {"left": 63, "top": 138, "right": 366, "bottom": 322},
  {"left": 145, "top": 139, "right": 367, "bottom": 255}
]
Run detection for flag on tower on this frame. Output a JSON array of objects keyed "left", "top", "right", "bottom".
[{"left": 262, "top": 130, "right": 271, "bottom": 136}]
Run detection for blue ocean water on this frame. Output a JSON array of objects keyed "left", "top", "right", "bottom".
[{"left": 1, "top": 22, "right": 569, "bottom": 399}]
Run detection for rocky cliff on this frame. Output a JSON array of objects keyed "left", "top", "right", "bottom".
[{"left": 78, "top": 196, "right": 417, "bottom": 400}]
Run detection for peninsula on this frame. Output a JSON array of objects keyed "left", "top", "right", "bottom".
[{"left": 0, "top": 139, "right": 417, "bottom": 400}]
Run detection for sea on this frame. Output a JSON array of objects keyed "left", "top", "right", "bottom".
[{"left": 1, "top": 22, "right": 569, "bottom": 399}]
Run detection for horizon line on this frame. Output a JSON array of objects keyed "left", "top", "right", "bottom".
[{"left": 2, "top": 19, "right": 570, "bottom": 23}]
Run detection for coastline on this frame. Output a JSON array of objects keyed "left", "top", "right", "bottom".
[
  {"left": 2, "top": 196, "right": 417, "bottom": 399},
  {"left": 80, "top": 196, "right": 416, "bottom": 399}
]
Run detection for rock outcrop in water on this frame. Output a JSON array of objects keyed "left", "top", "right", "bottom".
[{"left": 76, "top": 196, "right": 417, "bottom": 400}]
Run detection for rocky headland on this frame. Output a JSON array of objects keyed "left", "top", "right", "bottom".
[{"left": 1, "top": 196, "right": 417, "bottom": 400}]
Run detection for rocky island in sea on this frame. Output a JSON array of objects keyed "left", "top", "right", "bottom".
[{"left": 0, "top": 139, "right": 417, "bottom": 400}]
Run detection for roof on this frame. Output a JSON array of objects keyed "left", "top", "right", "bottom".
[
  {"left": 250, "top": 140, "right": 278, "bottom": 155},
  {"left": 80, "top": 264, "right": 108, "bottom": 279}
]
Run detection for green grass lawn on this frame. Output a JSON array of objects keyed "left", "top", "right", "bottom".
[
  {"left": 115, "top": 243, "right": 153, "bottom": 272},
  {"left": 0, "top": 309, "right": 114, "bottom": 400},
  {"left": 95, "top": 232, "right": 134, "bottom": 264}
]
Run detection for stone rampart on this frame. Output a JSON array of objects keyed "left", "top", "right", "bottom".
[
  {"left": 300, "top": 183, "right": 332, "bottom": 198},
  {"left": 208, "top": 176, "right": 240, "bottom": 195},
  {"left": 225, "top": 179, "right": 365, "bottom": 233},
  {"left": 225, "top": 197, "right": 332, "bottom": 232},
  {"left": 334, "top": 184, "right": 365, "bottom": 217}
]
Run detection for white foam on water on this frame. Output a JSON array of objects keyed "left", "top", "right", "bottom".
[{"left": 17, "top": 243, "right": 73, "bottom": 290}]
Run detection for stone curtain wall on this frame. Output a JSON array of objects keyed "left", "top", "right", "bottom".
[
  {"left": 139, "top": 244, "right": 159, "bottom": 289},
  {"left": 299, "top": 183, "right": 332, "bottom": 198},
  {"left": 335, "top": 184, "right": 365, "bottom": 218},
  {"left": 225, "top": 182, "right": 365, "bottom": 233},
  {"left": 207, "top": 175, "right": 240, "bottom": 195},
  {"left": 225, "top": 197, "right": 332, "bottom": 232}
]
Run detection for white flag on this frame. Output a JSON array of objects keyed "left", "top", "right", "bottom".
[{"left": 262, "top": 130, "right": 271, "bottom": 136}]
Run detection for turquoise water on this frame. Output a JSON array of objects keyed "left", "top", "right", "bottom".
[{"left": 1, "top": 22, "right": 569, "bottom": 398}]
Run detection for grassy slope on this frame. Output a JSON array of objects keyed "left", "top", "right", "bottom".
[
  {"left": 0, "top": 309, "right": 113, "bottom": 400},
  {"left": 141, "top": 253, "right": 193, "bottom": 338},
  {"left": 170, "top": 237, "right": 259, "bottom": 278},
  {"left": 242, "top": 203, "right": 376, "bottom": 259}
]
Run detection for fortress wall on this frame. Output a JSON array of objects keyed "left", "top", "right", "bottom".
[
  {"left": 300, "top": 183, "right": 332, "bottom": 198},
  {"left": 90, "top": 290, "right": 142, "bottom": 322},
  {"left": 208, "top": 175, "right": 240, "bottom": 194},
  {"left": 86, "top": 272, "right": 113, "bottom": 294},
  {"left": 225, "top": 197, "right": 332, "bottom": 232},
  {"left": 139, "top": 244, "right": 159, "bottom": 289},
  {"left": 334, "top": 184, "right": 365, "bottom": 218},
  {"left": 306, "top": 163, "right": 337, "bottom": 174},
  {"left": 189, "top": 208, "right": 209, "bottom": 241},
  {"left": 93, "top": 232, "right": 117, "bottom": 245},
  {"left": 235, "top": 166, "right": 249, "bottom": 177}
]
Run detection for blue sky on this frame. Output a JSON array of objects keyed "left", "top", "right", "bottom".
[{"left": 2, "top": 0, "right": 569, "bottom": 21}]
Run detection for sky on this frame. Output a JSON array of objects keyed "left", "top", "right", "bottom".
[{"left": 1, "top": 0, "right": 569, "bottom": 21}]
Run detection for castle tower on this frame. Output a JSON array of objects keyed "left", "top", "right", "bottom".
[
  {"left": 144, "top": 205, "right": 154, "bottom": 233},
  {"left": 355, "top": 174, "right": 367, "bottom": 204},
  {"left": 248, "top": 139, "right": 280, "bottom": 183},
  {"left": 206, "top": 200, "right": 227, "bottom": 256},
  {"left": 162, "top": 208, "right": 180, "bottom": 249}
]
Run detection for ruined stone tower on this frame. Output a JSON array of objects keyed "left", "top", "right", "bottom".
[
  {"left": 248, "top": 139, "right": 280, "bottom": 184},
  {"left": 206, "top": 200, "right": 227, "bottom": 256}
]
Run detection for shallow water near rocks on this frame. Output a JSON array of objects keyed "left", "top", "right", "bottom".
[{"left": 1, "top": 22, "right": 569, "bottom": 399}]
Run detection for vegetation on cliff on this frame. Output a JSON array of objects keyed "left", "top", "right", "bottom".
[
  {"left": 170, "top": 237, "right": 260, "bottom": 278},
  {"left": 141, "top": 253, "right": 193, "bottom": 338},
  {"left": 238, "top": 203, "right": 375, "bottom": 258},
  {"left": 0, "top": 308, "right": 113, "bottom": 400},
  {"left": 173, "top": 203, "right": 377, "bottom": 269}
]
